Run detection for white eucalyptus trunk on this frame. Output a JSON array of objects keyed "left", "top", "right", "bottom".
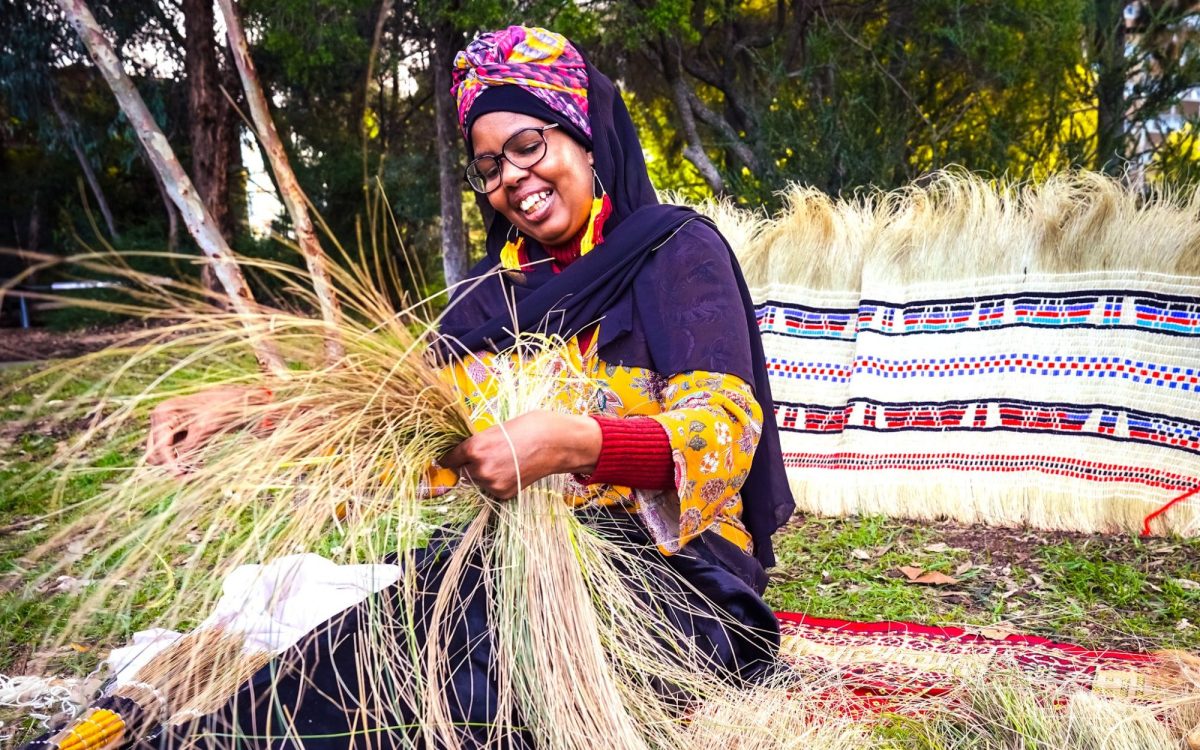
[{"left": 217, "top": 0, "right": 346, "bottom": 365}]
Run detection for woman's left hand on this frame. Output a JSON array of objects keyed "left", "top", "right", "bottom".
[{"left": 440, "top": 411, "right": 601, "bottom": 499}]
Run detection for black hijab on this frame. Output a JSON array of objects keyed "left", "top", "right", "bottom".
[{"left": 437, "top": 57, "right": 794, "bottom": 577}]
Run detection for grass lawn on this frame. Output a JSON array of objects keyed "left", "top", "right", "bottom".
[
  {"left": 766, "top": 515, "right": 1200, "bottom": 654},
  {"left": 2, "top": 341, "right": 1199, "bottom": 742}
]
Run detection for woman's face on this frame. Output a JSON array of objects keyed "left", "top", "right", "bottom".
[{"left": 470, "top": 111, "right": 594, "bottom": 247}]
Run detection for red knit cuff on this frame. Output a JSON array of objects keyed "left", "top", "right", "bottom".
[{"left": 578, "top": 415, "right": 675, "bottom": 490}]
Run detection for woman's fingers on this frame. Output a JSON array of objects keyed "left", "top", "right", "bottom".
[
  {"left": 440, "top": 434, "right": 514, "bottom": 499},
  {"left": 440, "top": 413, "right": 571, "bottom": 498},
  {"left": 146, "top": 405, "right": 187, "bottom": 473},
  {"left": 143, "top": 386, "right": 274, "bottom": 478}
]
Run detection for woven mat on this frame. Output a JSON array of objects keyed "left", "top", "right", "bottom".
[
  {"left": 775, "top": 611, "right": 1193, "bottom": 714},
  {"left": 756, "top": 281, "right": 1200, "bottom": 535}
]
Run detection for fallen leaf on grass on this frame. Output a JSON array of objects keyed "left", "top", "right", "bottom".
[
  {"left": 64, "top": 540, "right": 88, "bottom": 564},
  {"left": 932, "top": 590, "right": 970, "bottom": 600},
  {"left": 1177, "top": 618, "right": 1193, "bottom": 631},
  {"left": 897, "top": 565, "right": 959, "bottom": 585},
  {"left": 40, "top": 575, "right": 95, "bottom": 595},
  {"left": 978, "top": 626, "right": 1018, "bottom": 640},
  {"left": 923, "top": 543, "right": 969, "bottom": 555},
  {"left": 1171, "top": 578, "right": 1200, "bottom": 591},
  {"left": 850, "top": 548, "right": 871, "bottom": 560}
]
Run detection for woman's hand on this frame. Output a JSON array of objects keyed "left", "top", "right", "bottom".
[
  {"left": 145, "top": 385, "right": 273, "bottom": 476},
  {"left": 440, "top": 411, "right": 601, "bottom": 499}
]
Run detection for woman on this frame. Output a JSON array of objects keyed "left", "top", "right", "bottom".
[{"left": 135, "top": 25, "right": 793, "bottom": 749}]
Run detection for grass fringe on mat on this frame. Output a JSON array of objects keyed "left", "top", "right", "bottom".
[{"left": 723, "top": 170, "right": 1200, "bottom": 290}]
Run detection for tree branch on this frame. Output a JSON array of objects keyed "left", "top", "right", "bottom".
[
  {"left": 684, "top": 87, "right": 759, "bottom": 173},
  {"left": 217, "top": 0, "right": 346, "bottom": 364},
  {"left": 149, "top": 0, "right": 186, "bottom": 55},
  {"left": 659, "top": 40, "right": 725, "bottom": 195},
  {"left": 49, "top": 89, "right": 121, "bottom": 241}
]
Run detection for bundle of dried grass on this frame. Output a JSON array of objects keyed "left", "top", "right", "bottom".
[
  {"left": 883, "top": 671, "right": 1200, "bottom": 750},
  {"left": 4, "top": 246, "right": 471, "bottom": 645}
]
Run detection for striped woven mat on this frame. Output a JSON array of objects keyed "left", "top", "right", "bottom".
[{"left": 729, "top": 175, "right": 1200, "bottom": 536}]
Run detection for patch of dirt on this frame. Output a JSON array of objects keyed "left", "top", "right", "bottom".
[
  {"left": 0, "top": 413, "right": 101, "bottom": 446},
  {"left": 938, "top": 523, "right": 1074, "bottom": 569},
  {"left": 939, "top": 521, "right": 1187, "bottom": 569},
  {"left": 0, "top": 320, "right": 166, "bottom": 363}
]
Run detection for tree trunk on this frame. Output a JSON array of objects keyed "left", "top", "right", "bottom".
[
  {"left": 49, "top": 91, "right": 121, "bottom": 242},
  {"left": 27, "top": 191, "right": 42, "bottom": 253},
  {"left": 151, "top": 163, "right": 180, "bottom": 253},
  {"left": 660, "top": 41, "right": 726, "bottom": 196},
  {"left": 223, "top": 41, "right": 249, "bottom": 233},
  {"left": 56, "top": 0, "right": 287, "bottom": 377},
  {"left": 432, "top": 25, "right": 468, "bottom": 288},
  {"left": 218, "top": 0, "right": 346, "bottom": 364},
  {"left": 135, "top": 121, "right": 182, "bottom": 253},
  {"left": 362, "top": 0, "right": 395, "bottom": 188},
  {"left": 1092, "top": 0, "right": 1129, "bottom": 175},
  {"left": 183, "top": 0, "right": 235, "bottom": 294}
]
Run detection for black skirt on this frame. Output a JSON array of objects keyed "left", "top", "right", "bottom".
[{"left": 137, "top": 510, "right": 781, "bottom": 750}]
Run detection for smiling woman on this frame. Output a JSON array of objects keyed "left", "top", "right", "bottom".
[{"left": 88, "top": 24, "right": 795, "bottom": 750}]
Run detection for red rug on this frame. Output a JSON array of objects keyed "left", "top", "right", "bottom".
[{"left": 774, "top": 612, "right": 1195, "bottom": 714}]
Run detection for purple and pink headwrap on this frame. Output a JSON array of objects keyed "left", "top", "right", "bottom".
[{"left": 451, "top": 26, "right": 590, "bottom": 142}]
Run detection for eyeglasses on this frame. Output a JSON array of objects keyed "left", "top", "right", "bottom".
[{"left": 464, "top": 123, "right": 560, "bottom": 194}]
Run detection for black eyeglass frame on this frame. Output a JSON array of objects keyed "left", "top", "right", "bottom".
[{"left": 464, "top": 123, "right": 560, "bottom": 194}]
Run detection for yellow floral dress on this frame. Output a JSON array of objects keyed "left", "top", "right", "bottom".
[{"left": 443, "top": 332, "right": 763, "bottom": 556}]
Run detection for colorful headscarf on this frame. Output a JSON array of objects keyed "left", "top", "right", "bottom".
[{"left": 451, "top": 26, "right": 590, "bottom": 141}]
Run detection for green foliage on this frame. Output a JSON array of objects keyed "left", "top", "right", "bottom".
[
  {"left": 243, "top": 0, "right": 376, "bottom": 93},
  {"left": 7, "top": 0, "right": 1200, "bottom": 322}
]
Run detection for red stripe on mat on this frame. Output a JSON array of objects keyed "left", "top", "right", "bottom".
[{"left": 774, "top": 611, "right": 1157, "bottom": 663}]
